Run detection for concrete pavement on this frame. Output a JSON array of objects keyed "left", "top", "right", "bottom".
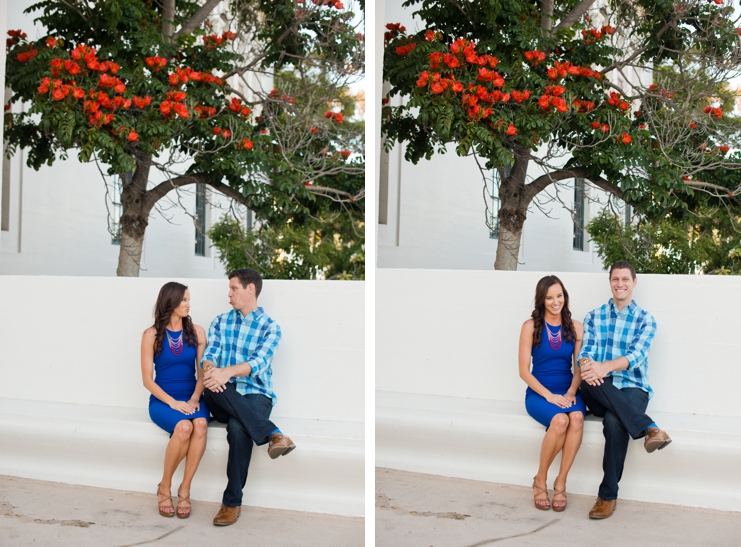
[
  {"left": 376, "top": 468, "right": 741, "bottom": 547},
  {"left": 1, "top": 475, "right": 363, "bottom": 547}
]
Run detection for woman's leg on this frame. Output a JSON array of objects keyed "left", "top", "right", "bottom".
[
  {"left": 160, "top": 420, "right": 194, "bottom": 494},
  {"left": 534, "top": 413, "right": 569, "bottom": 507},
  {"left": 553, "top": 411, "right": 584, "bottom": 508},
  {"left": 178, "top": 418, "right": 208, "bottom": 500}
]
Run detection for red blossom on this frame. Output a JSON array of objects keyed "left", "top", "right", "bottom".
[
  {"left": 506, "top": 124, "right": 517, "bottom": 136},
  {"left": 127, "top": 130, "right": 138, "bottom": 142},
  {"left": 242, "top": 138, "right": 253, "bottom": 150}
]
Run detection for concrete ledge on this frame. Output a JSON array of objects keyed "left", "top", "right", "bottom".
[
  {"left": 0, "top": 398, "right": 364, "bottom": 517},
  {"left": 376, "top": 390, "right": 741, "bottom": 513}
]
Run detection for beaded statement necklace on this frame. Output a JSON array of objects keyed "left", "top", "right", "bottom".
[
  {"left": 165, "top": 330, "right": 183, "bottom": 356},
  {"left": 545, "top": 323, "right": 562, "bottom": 350}
]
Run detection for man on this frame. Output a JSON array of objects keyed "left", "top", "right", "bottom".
[
  {"left": 201, "top": 268, "right": 296, "bottom": 526},
  {"left": 578, "top": 260, "right": 670, "bottom": 520}
]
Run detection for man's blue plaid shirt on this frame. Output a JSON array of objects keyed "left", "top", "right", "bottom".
[
  {"left": 201, "top": 306, "right": 282, "bottom": 405},
  {"left": 578, "top": 299, "right": 657, "bottom": 399}
]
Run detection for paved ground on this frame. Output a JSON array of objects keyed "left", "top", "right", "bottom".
[
  {"left": 376, "top": 468, "right": 741, "bottom": 547},
  {"left": 0, "top": 475, "right": 364, "bottom": 547}
]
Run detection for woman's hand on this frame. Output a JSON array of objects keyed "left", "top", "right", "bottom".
[
  {"left": 546, "top": 393, "right": 573, "bottom": 409},
  {"left": 169, "top": 400, "right": 195, "bottom": 415},
  {"left": 188, "top": 397, "right": 200, "bottom": 412},
  {"left": 563, "top": 392, "right": 577, "bottom": 407}
]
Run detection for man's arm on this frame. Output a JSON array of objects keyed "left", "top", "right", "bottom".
[
  {"left": 201, "top": 317, "right": 225, "bottom": 392},
  {"left": 623, "top": 312, "right": 657, "bottom": 370},
  {"left": 244, "top": 321, "right": 281, "bottom": 377},
  {"left": 577, "top": 311, "right": 598, "bottom": 364}
]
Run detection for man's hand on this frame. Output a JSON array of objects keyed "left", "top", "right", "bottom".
[
  {"left": 204, "top": 367, "right": 232, "bottom": 392},
  {"left": 581, "top": 358, "right": 608, "bottom": 386}
]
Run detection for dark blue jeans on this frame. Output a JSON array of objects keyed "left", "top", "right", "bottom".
[
  {"left": 203, "top": 383, "right": 276, "bottom": 506},
  {"left": 580, "top": 378, "right": 653, "bottom": 500}
]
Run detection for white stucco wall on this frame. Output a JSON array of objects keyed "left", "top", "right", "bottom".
[
  {"left": 377, "top": 269, "right": 741, "bottom": 418},
  {"left": 0, "top": 277, "right": 364, "bottom": 423}
]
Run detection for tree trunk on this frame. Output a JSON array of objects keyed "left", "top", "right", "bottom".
[
  {"left": 116, "top": 159, "right": 153, "bottom": 277},
  {"left": 493, "top": 147, "right": 531, "bottom": 271}
]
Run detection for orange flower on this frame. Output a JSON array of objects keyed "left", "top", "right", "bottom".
[
  {"left": 506, "top": 124, "right": 517, "bottom": 136},
  {"left": 127, "top": 130, "right": 139, "bottom": 142}
]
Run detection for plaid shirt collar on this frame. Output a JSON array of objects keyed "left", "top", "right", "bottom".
[
  {"left": 608, "top": 298, "right": 636, "bottom": 315},
  {"left": 235, "top": 306, "right": 264, "bottom": 322}
]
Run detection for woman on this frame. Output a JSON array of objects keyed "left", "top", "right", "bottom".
[
  {"left": 141, "top": 282, "right": 209, "bottom": 518},
  {"left": 518, "top": 275, "right": 585, "bottom": 511}
]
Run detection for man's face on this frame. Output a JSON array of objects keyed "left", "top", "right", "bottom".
[
  {"left": 610, "top": 268, "right": 636, "bottom": 306},
  {"left": 228, "top": 278, "right": 253, "bottom": 310}
]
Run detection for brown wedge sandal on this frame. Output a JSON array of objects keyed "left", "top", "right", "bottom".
[
  {"left": 552, "top": 485, "right": 567, "bottom": 512},
  {"left": 532, "top": 478, "right": 550, "bottom": 510},
  {"left": 157, "top": 483, "right": 174, "bottom": 518},
  {"left": 176, "top": 493, "right": 191, "bottom": 519}
]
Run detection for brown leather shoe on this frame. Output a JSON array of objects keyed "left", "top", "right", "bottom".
[
  {"left": 213, "top": 503, "right": 241, "bottom": 526},
  {"left": 588, "top": 497, "right": 616, "bottom": 519},
  {"left": 644, "top": 427, "right": 672, "bottom": 453},
  {"left": 268, "top": 433, "right": 296, "bottom": 459}
]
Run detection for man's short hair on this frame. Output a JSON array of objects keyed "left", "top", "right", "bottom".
[
  {"left": 609, "top": 260, "right": 636, "bottom": 280},
  {"left": 228, "top": 268, "right": 263, "bottom": 297}
]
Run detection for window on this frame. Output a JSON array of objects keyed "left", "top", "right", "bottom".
[
  {"left": 624, "top": 203, "right": 632, "bottom": 226},
  {"left": 195, "top": 183, "right": 207, "bottom": 256},
  {"left": 489, "top": 165, "right": 510, "bottom": 239},
  {"left": 245, "top": 208, "right": 253, "bottom": 233},
  {"left": 2, "top": 88, "right": 11, "bottom": 232},
  {"left": 110, "top": 173, "right": 131, "bottom": 245},
  {"left": 573, "top": 178, "right": 585, "bottom": 251}
]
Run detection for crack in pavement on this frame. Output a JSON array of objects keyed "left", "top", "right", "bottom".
[
  {"left": 112, "top": 525, "right": 185, "bottom": 547},
  {"left": 462, "top": 519, "right": 559, "bottom": 547}
]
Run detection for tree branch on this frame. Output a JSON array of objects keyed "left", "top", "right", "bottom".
[
  {"left": 553, "top": 0, "right": 598, "bottom": 32},
  {"left": 540, "top": 0, "right": 554, "bottom": 32},
  {"left": 525, "top": 168, "right": 624, "bottom": 201},
  {"left": 174, "top": 0, "right": 223, "bottom": 39},
  {"left": 162, "top": 0, "right": 175, "bottom": 39},
  {"left": 146, "top": 172, "right": 211, "bottom": 206}
]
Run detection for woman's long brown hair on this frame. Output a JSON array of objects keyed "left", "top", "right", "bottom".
[
  {"left": 153, "top": 282, "right": 198, "bottom": 356},
  {"left": 531, "top": 275, "right": 576, "bottom": 348}
]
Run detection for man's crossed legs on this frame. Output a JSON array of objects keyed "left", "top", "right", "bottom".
[
  {"left": 580, "top": 377, "right": 671, "bottom": 519},
  {"left": 203, "top": 383, "right": 295, "bottom": 526}
]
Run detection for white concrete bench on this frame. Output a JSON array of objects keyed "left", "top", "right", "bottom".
[
  {"left": 376, "top": 390, "right": 741, "bottom": 512},
  {"left": 0, "top": 398, "right": 363, "bottom": 516}
]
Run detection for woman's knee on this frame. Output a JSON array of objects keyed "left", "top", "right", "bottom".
[
  {"left": 550, "top": 413, "right": 569, "bottom": 433},
  {"left": 192, "top": 418, "right": 208, "bottom": 436},
  {"left": 568, "top": 412, "right": 584, "bottom": 430},
  {"left": 173, "top": 420, "right": 193, "bottom": 440}
]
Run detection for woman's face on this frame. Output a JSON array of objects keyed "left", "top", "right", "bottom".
[
  {"left": 543, "top": 283, "right": 564, "bottom": 317},
  {"left": 172, "top": 289, "right": 191, "bottom": 319}
]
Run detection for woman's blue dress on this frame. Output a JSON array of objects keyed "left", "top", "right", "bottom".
[
  {"left": 525, "top": 322, "right": 586, "bottom": 429},
  {"left": 148, "top": 329, "right": 209, "bottom": 435}
]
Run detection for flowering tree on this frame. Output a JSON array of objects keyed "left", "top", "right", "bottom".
[
  {"left": 5, "top": 0, "right": 364, "bottom": 276},
  {"left": 383, "top": 0, "right": 741, "bottom": 270}
]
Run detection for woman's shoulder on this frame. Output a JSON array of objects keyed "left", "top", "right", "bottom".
[
  {"left": 193, "top": 324, "right": 206, "bottom": 341},
  {"left": 142, "top": 326, "right": 157, "bottom": 339},
  {"left": 572, "top": 320, "right": 584, "bottom": 333},
  {"left": 521, "top": 318, "right": 535, "bottom": 331}
]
